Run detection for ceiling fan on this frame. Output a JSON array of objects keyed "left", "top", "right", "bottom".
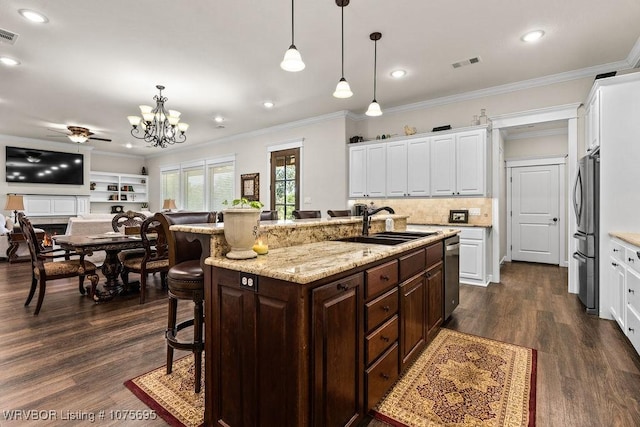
[{"left": 48, "top": 126, "right": 112, "bottom": 143}]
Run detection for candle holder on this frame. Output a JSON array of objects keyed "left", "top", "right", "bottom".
[{"left": 252, "top": 233, "right": 269, "bottom": 255}]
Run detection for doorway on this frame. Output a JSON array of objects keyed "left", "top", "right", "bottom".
[{"left": 507, "top": 157, "right": 566, "bottom": 265}]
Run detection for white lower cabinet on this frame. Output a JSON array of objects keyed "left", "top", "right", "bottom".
[
  {"left": 608, "top": 236, "right": 640, "bottom": 356},
  {"left": 459, "top": 227, "right": 488, "bottom": 286}
]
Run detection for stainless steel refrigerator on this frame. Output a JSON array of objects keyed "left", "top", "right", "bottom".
[{"left": 572, "top": 151, "right": 599, "bottom": 314}]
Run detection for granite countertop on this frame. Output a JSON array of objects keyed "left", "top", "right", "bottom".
[
  {"left": 169, "top": 214, "right": 408, "bottom": 235},
  {"left": 204, "top": 229, "right": 458, "bottom": 284},
  {"left": 408, "top": 222, "right": 492, "bottom": 229},
  {"left": 610, "top": 232, "right": 640, "bottom": 247}
]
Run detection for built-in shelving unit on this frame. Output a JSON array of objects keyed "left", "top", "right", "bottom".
[{"left": 89, "top": 171, "right": 148, "bottom": 207}]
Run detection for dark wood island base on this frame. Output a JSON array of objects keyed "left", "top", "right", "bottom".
[{"left": 203, "top": 236, "right": 448, "bottom": 426}]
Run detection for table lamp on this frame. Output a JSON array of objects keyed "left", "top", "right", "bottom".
[
  {"left": 163, "top": 199, "right": 177, "bottom": 211},
  {"left": 4, "top": 194, "right": 24, "bottom": 225}
]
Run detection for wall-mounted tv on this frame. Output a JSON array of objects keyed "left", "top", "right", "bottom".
[{"left": 5, "top": 146, "right": 84, "bottom": 185}]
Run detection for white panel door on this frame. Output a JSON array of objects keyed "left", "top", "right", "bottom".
[
  {"left": 511, "top": 165, "right": 560, "bottom": 264},
  {"left": 609, "top": 257, "right": 625, "bottom": 329},
  {"left": 407, "top": 137, "right": 430, "bottom": 196},
  {"left": 348, "top": 145, "right": 367, "bottom": 198},
  {"left": 386, "top": 141, "right": 407, "bottom": 197},
  {"left": 460, "top": 238, "right": 483, "bottom": 282}
]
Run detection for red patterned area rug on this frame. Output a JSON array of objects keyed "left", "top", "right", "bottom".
[
  {"left": 373, "top": 329, "right": 537, "bottom": 427},
  {"left": 124, "top": 357, "right": 204, "bottom": 427}
]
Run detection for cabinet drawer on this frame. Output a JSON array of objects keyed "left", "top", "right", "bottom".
[
  {"left": 366, "top": 288, "right": 398, "bottom": 332},
  {"left": 399, "top": 249, "right": 426, "bottom": 282},
  {"left": 459, "top": 227, "right": 484, "bottom": 239},
  {"left": 625, "top": 247, "right": 640, "bottom": 273},
  {"left": 366, "top": 343, "right": 399, "bottom": 411},
  {"left": 611, "top": 239, "right": 625, "bottom": 262},
  {"left": 366, "top": 315, "right": 398, "bottom": 365},
  {"left": 426, "top": 241, "right": 443, "bottom": 268},
  {"left": 626, "top": 307, "right": 640, "bottom": 355},
  {"left": 627, "top": 267, "right": 640, "bottom": 313},
  {"left": 366, "top": 260, "right": 399, "bottom": 299}
]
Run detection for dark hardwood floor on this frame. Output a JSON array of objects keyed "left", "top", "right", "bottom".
[{"left": 1, "top": 260, "right": 639, "bottom": 426}]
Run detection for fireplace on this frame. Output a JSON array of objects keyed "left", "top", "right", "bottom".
[{"left": 33, "top": 223, "right": 67, "bottom": 247}]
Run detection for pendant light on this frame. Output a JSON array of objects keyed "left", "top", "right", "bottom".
[
  {"left": 365, "top": 32, "right": 383, "bottom": 116},
  {"left": 332, "top": 0, "right": 352, "bottom": 98},
  {"left": 280, "top": 0, "right": 305, "bottom": 72}
]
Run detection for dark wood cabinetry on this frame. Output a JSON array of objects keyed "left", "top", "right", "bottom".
[
  {"left": 205, "top": 236, "right": 449, "bottom": 426},
  {"left": 311, "top": 274, "right": 364, "bottom": 427}
]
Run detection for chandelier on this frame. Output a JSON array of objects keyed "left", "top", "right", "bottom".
[{"left": 127, "top": 85, "right": 189, "bottom": 148}]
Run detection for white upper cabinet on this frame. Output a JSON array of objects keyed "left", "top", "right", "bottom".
[
  {"left": 406, "top": 137, "right": 430, "bottom": 196},
  {"left": 349, "top": 143, "right": 386, "bottom": 198},
  {"left": 386, "top": 141, "right": 408, "bottom": 197},
  {"left": 430, "top": 128, "right": 486, "bottom": 196},
  {"left": 585, "top": 88, "right": 601, "bottom": 153}
]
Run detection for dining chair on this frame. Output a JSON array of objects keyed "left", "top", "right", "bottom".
[
  {"left": 120, "top": 216, "right": 169, "bottom": 304},
  {"left": 327, "top": 209, "right": 352, "bottom": 218},
  {"left": 112, "top": 210, "right": 147, "bottom": 268},
  {"left": 157, "top": 211, "right": 216, "bottom": 393},
  {"left": 292, "top": 210, "right": 321, "bottom": 219},
  {"left": 18, "top": 213, "right": 99, "bottom": 315},
  {"left": 260, "top": 210, "right": 279, "bottom": 221}
]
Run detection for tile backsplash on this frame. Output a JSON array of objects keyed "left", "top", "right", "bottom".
[{"left": 352, "top": 198, "right": 492, "bottom": 226}]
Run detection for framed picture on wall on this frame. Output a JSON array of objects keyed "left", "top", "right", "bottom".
[
  {"left": 449, "top": 209, "right": 469, "bottom": 224},
  {"left": 241, "top": 173, "right": 259, "bottom": 201}
]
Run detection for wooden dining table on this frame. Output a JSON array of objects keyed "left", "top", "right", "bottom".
[{"left": 53, "top": 233, "right": 149, "bottom": 300}]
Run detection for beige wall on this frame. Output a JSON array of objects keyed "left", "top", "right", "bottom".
[{"left": 504, "top": 133, "right": 569, "bottom": 159}]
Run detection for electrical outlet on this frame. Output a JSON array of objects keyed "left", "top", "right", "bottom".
[
  {"left": 240, "top": 273, "right": 258, "bottom": 291},
  {"left": 469, "top": 208, "right": 481, "bottom": 216}
]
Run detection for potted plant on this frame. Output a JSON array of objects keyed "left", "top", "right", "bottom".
[{"left": 222, "top": 198, "right": 264, "bottom": 259}]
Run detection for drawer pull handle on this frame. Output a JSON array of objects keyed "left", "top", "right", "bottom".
[
  {"left": 630, "top": 289, "right": 635, "bottom": 294},
  {"left": 380, "top": 275, "right": 390, "bottom": 281},
  {"left": 337, "top": 283, "right": 349, "bottom": 291},
  {"left": 380, "top": 335, "right": 390, "bottom": 342},
  {"left": 612, "top": 262, "right": 618, "bottom": 267},
  {"left": 382, "top": 305, "right": 390, "bottom": 312},
  {"left": 613, "top": 248, "right": 620, "bottom": 252},
  {"left": 380, "top": 373, "right": 390, "bottom": 380},
  {"left": 629, "top": 327, "right": 635, "bottom": 333},
  {"left": 629, "top": 258, "right": 635, "bottom": 263}
]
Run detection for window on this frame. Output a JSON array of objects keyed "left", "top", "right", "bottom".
[
  {"left": 161, "top": 168, "right": 179, "bottom": 203},
  {"left": 183, "top": 165, "right": 205, "bottom": 211},
  {"left": 271, "top": 148, "right": 300, "bottom": 220},
  {"left": 208, "top": 161, "right": 234, "bottom": 211}
]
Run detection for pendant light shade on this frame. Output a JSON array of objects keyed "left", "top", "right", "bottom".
[
  {"left": 333, "top": 0, "right": 352, "bottom": 98},
  {"left": 281, "top": 0, "right": 305, "bottom": 72},
  {"left": 365, "top": 32, "right": 383, "bottom": 116}
]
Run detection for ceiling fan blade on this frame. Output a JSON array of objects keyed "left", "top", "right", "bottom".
[{"left": 88, "top": 137, "right": 112, "bottom": 142}]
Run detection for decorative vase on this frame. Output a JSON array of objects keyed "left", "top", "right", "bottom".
[{"left": 223, "top": 208, "right": 261, "bottom": 259}]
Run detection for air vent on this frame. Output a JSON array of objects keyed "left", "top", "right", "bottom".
[
  {"left": 452, "top": 56, "right": 481, "bottom": 69},
  {"left": 0, "top": 28, "right": 19, "bottom": 45}
]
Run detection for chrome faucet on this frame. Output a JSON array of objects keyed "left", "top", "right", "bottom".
[{"left": 362, "top": 206, "right": 395, "bottom": 236}]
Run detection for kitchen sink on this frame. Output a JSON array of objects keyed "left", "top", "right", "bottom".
[{"left": 335, "top": 231, "right": 437, "bottom": 246}]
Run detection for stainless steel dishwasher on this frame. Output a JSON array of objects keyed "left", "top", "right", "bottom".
[{"left": 444, "top": 235, "right": 460, "bottom": 320}]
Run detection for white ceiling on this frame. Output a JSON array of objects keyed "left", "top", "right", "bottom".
[{"left": 1, "top": 0, "right": 639, "bottom": 156}]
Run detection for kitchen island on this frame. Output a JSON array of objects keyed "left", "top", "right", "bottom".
[{"left": 170, "top": 216, "right": 458, "bottom": 426}]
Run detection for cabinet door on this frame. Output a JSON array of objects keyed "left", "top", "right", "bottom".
[
  {"left": 349, "top": 145, "right": 367, "bottom": 198},
  {"left": 399, "top": 274, "right": 426, "bottom": 370},
  {"left": 386, "top": 141, "right": 408, "bottom": 197},
  {"left": 587, "top": 90, "right": 601, "bottom": 152},
  {"left": 426, "top": 263, "right": 443, "bottom": 341},
  {"left": 312, "top": 274, "right": 363, "bottom": 427},
  {"left": 407, "top": 137, "right": 430, "bottom": 196},
  {"left": 627, "top": 266, "right": 640, "bottom": 316},
  {"left": 460, "top": 238, "right": 484, "bottom": 283},
  {"left": 366, "top": 145, "right": 387, "bottom": 197},
  {"left": 456, "top": 130, "right": 485, "bottom": 195},
  {"left": 609, "top": 256, "right": 626, "bottom": 329},
  {"left": 430, "top": 134, "right": 456, "bottom": 196}
]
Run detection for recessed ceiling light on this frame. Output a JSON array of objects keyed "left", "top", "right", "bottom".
[
  {"left": 521, "top": 30, "right": 545, "bottom": 43},
  {"left": 18, "top": 9, "right": 49, "bottom": 23},
  {"left": 214, "top": 116, "right": 224, "bottom": 123},
  {"left": 263, "top": 101, "right": 275, "bottom": 109},
  {"left": 0, "top": 57, "right": 20, "bottom": 66},
  {"left": 125, "top": 143, "right": 133, "bottom": 149},
  {"left": 390, "top": 69, "right": 406, "bottom": 79}
]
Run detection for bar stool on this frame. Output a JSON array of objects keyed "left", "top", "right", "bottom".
[{"left": 157, "top": 211, "right": 216, "bottom": 393}]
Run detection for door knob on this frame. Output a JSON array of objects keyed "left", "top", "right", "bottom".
[{"left": 552, "top": 218, "right": 558, "bottom": 222}]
